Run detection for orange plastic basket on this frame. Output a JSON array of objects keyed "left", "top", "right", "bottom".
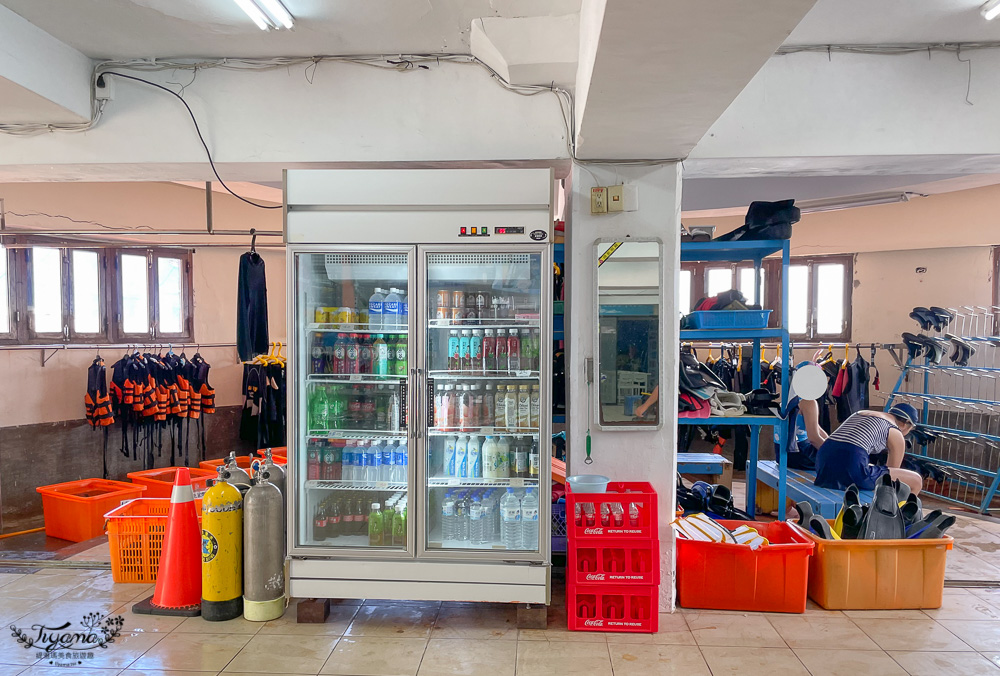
[
  {"left": 199, "top": 456, "right": 255, "bottom": 471},
  {"left": 256, "top": 447, "right": 288, "bottom": 466},
  {"left": 36, "top": 479, "right": 146, "bottom": 543},
  {"left": 104, "top": 498, "right": 204, "bottom": 584},
  {"left": 127, "top": 467, "right": 216, "bottom": 498}
]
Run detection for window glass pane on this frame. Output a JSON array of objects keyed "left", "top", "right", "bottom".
[
  {"left": 706, "top": 267, "right": 732, "bottom": 297},
  {"left": 788, "top": 265, "right": 809, "bottom": 335},
  {"left": 738, "top": 267, "right": 766, "bottom": 305},
  {"left": 0, "top": 246, "right": 8, "bottom": 334},
  {"left": 72, "top": 250, "right": 100, "bottom": 334},
  {"left": 816, "top": 263, "right": 846, "bottom": 335},
  {"left": 157, "top": 257, "right": 183, "bottom": 333},
  {"left": 31, "top": 247, "right": 62, "bottom": 333},
  {"left": 121, "top": 254, "right": 149, "bottom": 334},
  {"left": 678, "top": 269, "right": 692, "bottom": 316}
]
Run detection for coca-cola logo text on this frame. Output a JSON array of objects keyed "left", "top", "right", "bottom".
[
  {"left": 583, "top": 619, "right": 604, "bottom": 627},
  {"left": 583, "top": 527, "right": 603, "bottom": 535},
  {"left": 585, "top": 573, "right": 605, "bottom": 581}
]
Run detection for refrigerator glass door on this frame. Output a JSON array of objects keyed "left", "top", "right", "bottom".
[
  {"left": 423, "top": 251, "right": 544, "bottom": 555},
  {"left": 294, "top": 250, "right": 413, "bottom": 552}
]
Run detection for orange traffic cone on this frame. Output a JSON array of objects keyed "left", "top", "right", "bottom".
[{"left": 133, "top": 467, "right": 202, "bottom": 616}]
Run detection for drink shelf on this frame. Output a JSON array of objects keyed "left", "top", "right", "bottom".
[
  {"left": 429, "top": 427, "right": 540, "bottom": 436},
  {"left": 428, "top": 320, "right": 540, "bottom": 329},
  {"left": 308, "top": 323, "right": 409, "bottom": 334},
  {"left": 428, "top": 429, "right": 539, "bottom": 438},
  {"left": 307, "top": 430, "right": 407, "bottom": 439},
  {"left": 427, "top": 371, "right": 540, "bottom": 380},
  {"left": 307, "top": 374, "right": 406, "bottom": 384},
  {"left": 427, "top": 528, "right": 538, "bottom": 552},
  {"left": 305, "top": 535, "right": 406, "bottom": 549},
  {"left": 306, "top": 480, "right": 408, "bottom": 491},
  {"left": 428, "top": 477, "right": 540, "bottom": 488}
]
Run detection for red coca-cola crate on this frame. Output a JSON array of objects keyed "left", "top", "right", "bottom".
[
  {"left": 566, "top": 481, "right": 658, "bottom": 541},
  {"left": 567, "top": 582, "right": 659, "bottom": 633},
  {"left": 567, "top": 538, "right": 660, "bottom": 586}
]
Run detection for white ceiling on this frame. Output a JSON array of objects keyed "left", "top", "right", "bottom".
[
  {"left": 786, "top": 0, "right": 1000, "bottom": 45},
  {"left": 0, "top": 0, "right": 582, "bottom": 59}
]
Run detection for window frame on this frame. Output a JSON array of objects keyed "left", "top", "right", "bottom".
[
  {"left": 680, "top": 253, "right": 853, "bottom": 341},
  {"left": 112, "top": 248, "right": 194, "bottom": 343}
]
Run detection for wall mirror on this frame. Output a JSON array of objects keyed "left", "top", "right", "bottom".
[{"left": 594, "top": 238, "right": 663, "bottom": 430}]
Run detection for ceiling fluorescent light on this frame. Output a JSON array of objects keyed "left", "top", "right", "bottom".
[
  {"left": 982, "top": 0, "right": 1000, "bottom": 20},
  {"left": 798, "top": 191, "right": 926, "bottom": 214},
  {"left": 257, "top": 0, "right": 294, "bottom": 29},
  {"left": 233, "top": 0, "right": 271, "bottom": 30}
]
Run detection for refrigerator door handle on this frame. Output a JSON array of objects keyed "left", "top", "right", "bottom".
[{"left": 416, "top": 368, "right": 427, "bottom": 441}]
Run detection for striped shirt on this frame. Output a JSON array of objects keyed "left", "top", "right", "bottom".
[{"left": 828, "top": 413, "right": 898, "bottom": 453}]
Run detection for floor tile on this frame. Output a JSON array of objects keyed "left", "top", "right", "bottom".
[
  {"left": 33, "top": 568, "right": 105, "bottom": 577},
  {"left": 767, "top": 615, "right": 879, "bottom": 650},
  {"left": 851, "top": 619, "right": 971, "bottom": 651},
  {"left": 982, "top": 652, "right": 1000, "bottom": 668},
  {"left": 803, "top": 600, "right": 845, "bottom": 617},
  {"left": 607, "top": 643, "right": 710, "bottom": 675},
  {"left": 0, "top": 597, "right": 52, "bottom": 626},
  {"left": 259, "top": 604, "right": 358, "bottom": 635},
  {"left": 419, "top": 638, "right": 516, "bottom": 676},
  {"left": 842, "top": 609, "right": 936, "bottom": 620},
  {"left": 59, "top": 576, "right": 152, "bottom": 605},
  {"left": 684, "top": 612, "right": 785, "bottom": 648},
  {"left": 430, "top": 605, "right": 517, "bottom": 640},
  {"left": 131, "top": 632, "right": 253, "bottom": 671},
  {"left": 514, "top": 640, "right": 611, "bottom": 676},
  {"left": 514, "top": 606, "right": 609, "bottom": 642},
  {"left": 792, "top": 648, "right": 906, "bottom": 676},
  {"left": 937, "top": 619, "right": 1000, "bottom": 651},
  {"left": 18, "top": 668, "right": 120, "bottom": 676},
  {"left": 110, "top": 606, "right": 187, "bottom": 634},
  {"left": 945, "top": 549, "right": 1000, "bottom": 582},
  {"left": 0, "top": 574, "right": 89, "bottom": 600},
  {"left": 922, "top": 592, "right": 1000, "bottom": 620},
  {"left": 119, "top": 671, "right": 217, "bottom": 676},
  {"left": 346, "top": 605, "right": 439, "bottom": 639},
  {"left": 0, "top": 574, "right": 26, "bottom": 589},
  {"left": 601, "top": 612, "right": 695, "bottom": 645},
  {"left": 888, "top": 650, "right": 1000, "bottom": 675},
  {"left": 320, "top": 637, "right": 426, "bottom": 675},
  {"left": 0, "top": 666, "right": 27, "bottom": 676},
  {"left": 65, "top": 631, "right": 166, "bottom": 669},
  {"left": 699, "top": 647, "right": 809, "bottom": 676},
  {"left": 224, "top": 633, "right": 338, "bottom": 673},
  {"left": 174, "top": 614, "right": 263, "bottom": 635}
]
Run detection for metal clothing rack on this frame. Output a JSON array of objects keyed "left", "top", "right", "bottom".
[
  {"left": 887, "top": 306, "right": 1000, "bottom": 513},
  {"left": 0, "top": 342, "right": 240, "bottom": 366}
]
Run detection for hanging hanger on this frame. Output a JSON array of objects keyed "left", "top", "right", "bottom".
[{"left": 249, "top": 228, "right": 258, "bottom": 256}]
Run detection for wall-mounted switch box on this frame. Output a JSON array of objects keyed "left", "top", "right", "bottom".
[{"left": 607, "top": 184, "right": 624, "bottom": 212}]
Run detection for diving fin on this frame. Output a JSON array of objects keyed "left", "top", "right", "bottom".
[
  {"left": 893, "top": 479, "right": 911, "bottom": 506},
  {"left": 859, "top": 474, "right": 905, "bottom": 540},
  {"left": 900, "top": 494, "right": 923, "bottom": 527},
  {"left": 834, "top": 484, "right": 861, "bottom": 537},
  {"left": 794, "top": 501, "right": 814, "bottom": 527},
  {"left": 809, "top": 515, "right": 839, "bottom": 540},
  {"left": 840, "top": 505, "right": 864, "bottom": 540},
  {"left": 905, "top": 509, "right": 943, "bottom": 538},
  {"left": 910, "top": 514, "right": 956, "bottom": 539}
]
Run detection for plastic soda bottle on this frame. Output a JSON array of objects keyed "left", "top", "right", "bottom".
[
  {"left": 507, "top": 330, "right": 521, "bottom": 372},
  {"left": 481, "top": 436, "right": 497, "bottom": 479},
  {"left": 470, "top": 330, "right": 483, "bottom": 373},
  {"left": 441, "top": 492, "right": 456, "bottom": 540},
  {"left": 459, "top": 330, "right": 472, "bottom": 373},
  {"left": 369, "top": 503, "right": 384, "bottom": 546},
  {"left": 448, "top": 330, "right": 460, "bottom": 371},
  {"left": 443, "top": 436, "right": 457, "bottom": 477},
  {"left": 393, "top": 336, "right": 408, "bottom": 376},
  {"left": 380, "top": 441, "right": 394, "bottom": 482},
  {"left": 455, "top": 435, "right": 469, "bottom": 479},
  {"left": 496, "top": 329, "right": 508, "bottom": 373},
  {"left": 500, "top": 488, "right": 521, "bottom": 550},
  {"left": 310, "top": 385, "right": 329, "bottom": 431},
  {"left": 374, "top": 334, "right": 389, "bottom": 375},
  {"left": 383, "top": 288, "right": 402, "bottom": 329},
  {"left": 393, "top": 441, "right": 407, "bottom": 483},
  {"left": 483, "top": 329, "right": 496, "bottom": 373},
  {"left": 392, "top": 505, "right": 406, "bottom": 546},
  {"left": 368, "top": 288, "right": 385, "bottom": 330}
]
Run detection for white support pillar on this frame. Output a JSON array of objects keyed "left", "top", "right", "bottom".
[{"left": 566, "top": 163, "right": 681, "bottom": 610}]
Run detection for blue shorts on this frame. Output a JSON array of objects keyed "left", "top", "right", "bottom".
[{"left": 814, "top": 439, "right": 889, "bottom": 491}]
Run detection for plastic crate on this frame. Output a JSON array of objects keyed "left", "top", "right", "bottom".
[
  {"left": 686, "top": 309, "right": 771, "bottom": 330},
  {"left": 566, "top": 481, "right": 658, "bottom": 541},
  {"left": 568, "top": 538, "right": 660, "bottom": 586},
  {"left": 567, "top": 582, "right": 658, "bottom": 633},
  {"left": 104, "top": 498, "right": 204, "bottom": 584},
  {"left": 36, "top": 479, "right": 147, "bottom": 543},
  {"left": 200, "top": 454, "right": 286, "bottom": 473},
  {"left": 675, "top": 520, "right": 814, "bottom": 613},
  {"left": 792, "top": 522, "right": 954, "bottom": 610},
  {"left": 127, "top": 467, "right": 216, "bottom": 499},
  {"left": 552, "top": 502, "right": 567, "bottom": 554}
]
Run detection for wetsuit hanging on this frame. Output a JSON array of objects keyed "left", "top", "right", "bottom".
[{"left": 237, "top": 234, "right": 269, "bottom": 362}]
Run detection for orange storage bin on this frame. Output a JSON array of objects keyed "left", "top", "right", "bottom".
[
  {"left": 792, "top": 522, "right": 954, "bottom": 610},
  {"left": 200, "top": 454, "right": 286, "bottom": 473},
  {"left": 127, "top": 467, "right": 216, "bottom": 498},
  {"left": 104, "top": 498, "right": 204, "bottom": 584},
  {"left": 256, "top": 448, "right": 288, "bottom": 465},
  {"left": 36, "top": 479, "right": 146, "bottom": 543},
  {"left": 675, "top": 520, "right": 814, "bottom": 613}
]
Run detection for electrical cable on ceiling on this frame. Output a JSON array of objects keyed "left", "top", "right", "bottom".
[{"left": 5, "top": 210, "right": 157, "bottom": 231}]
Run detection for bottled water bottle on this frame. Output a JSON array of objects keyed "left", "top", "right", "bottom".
[
  {"left": 443, "top": 436, "right": 457, "bottom": 477},
  {"left": 383, "top": 288, "right": 402, "bottom": 329},
  {"left": 470, "top": 499, "right": 486, "bottom": 544},
  {"left": 380, "top": 440, "right": 394, "bottom": 482},
  {"left": 467, "top": 435, "right": 481, "bottom": 478},
  {"left": 401, "top": 293, "right": 408, "bottom": 330},
  {"left": 368, "top": 288, "right": 385, "bottom": 330},
  {"left": 355, "top": 441, "right": 367, "bottom": 482},
  {"left": 455, "top": 435, "right": 469, "bottom": 479},
  {"left": 441, "top": 492, "right": 456, "bottom": 540},
  {"left": 393, "top": 441, "right": 407, "bottom": 483},
  {"left": 455, "top": 493, "right": 470, "bottom": 541},
  {"left": 366, "top": 440, "right": 380, "bottom": 483},
  {"left": 500, "top": 488, "right": 521, "bottom": 550},
  {"left": 520, "top": 488, "right": 539, "bottom": 550}
]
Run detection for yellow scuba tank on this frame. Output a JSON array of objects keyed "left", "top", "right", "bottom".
[{"left": 202, "top": 465, "right": 243, "bottom": 621}]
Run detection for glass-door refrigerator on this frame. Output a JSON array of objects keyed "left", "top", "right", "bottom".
[{"left": 285, "top": 168, "right": 553, "bottom": 605}]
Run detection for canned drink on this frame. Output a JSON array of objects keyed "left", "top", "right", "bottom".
[
  {"left": 452, "top": 290, "right": 465, "bottom": 309},
  {"left": 314, "top": 307, "right": 328, "bottom": 323},
  {"left": 450, "top": 307, "right": 464, "bottom": 323},
  {"left": 358, "top": 308, "right": 369, "bottom": 325},
  {"left": 336, "top": 307, "right": 352, "bottom": 323},
  {"left": 436, "top": 307, "right": 449, "bottom": 320},
  {"left": 436, "top": 289, "right": 451, "bottom": 309}
]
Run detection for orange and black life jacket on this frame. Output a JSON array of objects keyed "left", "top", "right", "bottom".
[{"left": 85, "top": 357, "right": 114, "bottom": 428}]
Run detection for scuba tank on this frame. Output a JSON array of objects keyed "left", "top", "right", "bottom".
[
  {"left": 243, "top": 467, "right": 285, "bottom": 621},
  {"left": 259, "top": 448, "right": 286, "bottom": 499},
  {"left": 201, "top": 466, "right": 243, "bottom": 621},
  {"left": 224, "top": 451, "right": 252, "bottom": 491}
]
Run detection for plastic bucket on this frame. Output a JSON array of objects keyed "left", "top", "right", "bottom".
[{"left": 566, "top": 475, "right": 611, "bottom": 494}]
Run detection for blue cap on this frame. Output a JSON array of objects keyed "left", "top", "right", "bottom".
[{"left": 888, "top": 403, "right": 919, "bottom": 426}]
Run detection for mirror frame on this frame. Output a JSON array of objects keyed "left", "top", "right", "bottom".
[{"left": 593, "top": 237, "right": 664, "bottom": 432}]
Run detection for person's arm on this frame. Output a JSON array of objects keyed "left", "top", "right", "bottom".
[
  {"left": 887, "top": 428, "right": 906, "bottom": 468},
  {"left": 799, "top": 398, "right": 829, "bottom": 447},
  {"left": 635, "top": 386, "right": 659, "bottom": 418}
]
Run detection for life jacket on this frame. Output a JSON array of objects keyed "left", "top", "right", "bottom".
[
  {"left": 196, "top": 361, "right": 216, "bottom": 414},
  {"left": 84, "top": 358, "right": 114, "bottom": 427}
]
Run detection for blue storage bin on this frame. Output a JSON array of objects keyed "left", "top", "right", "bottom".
[
  {"left": 687, "top": 310, "right": 771, "bottom": 330},
  {"left": 552, "top": 502, "right": 567, "bottom": 553}
]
